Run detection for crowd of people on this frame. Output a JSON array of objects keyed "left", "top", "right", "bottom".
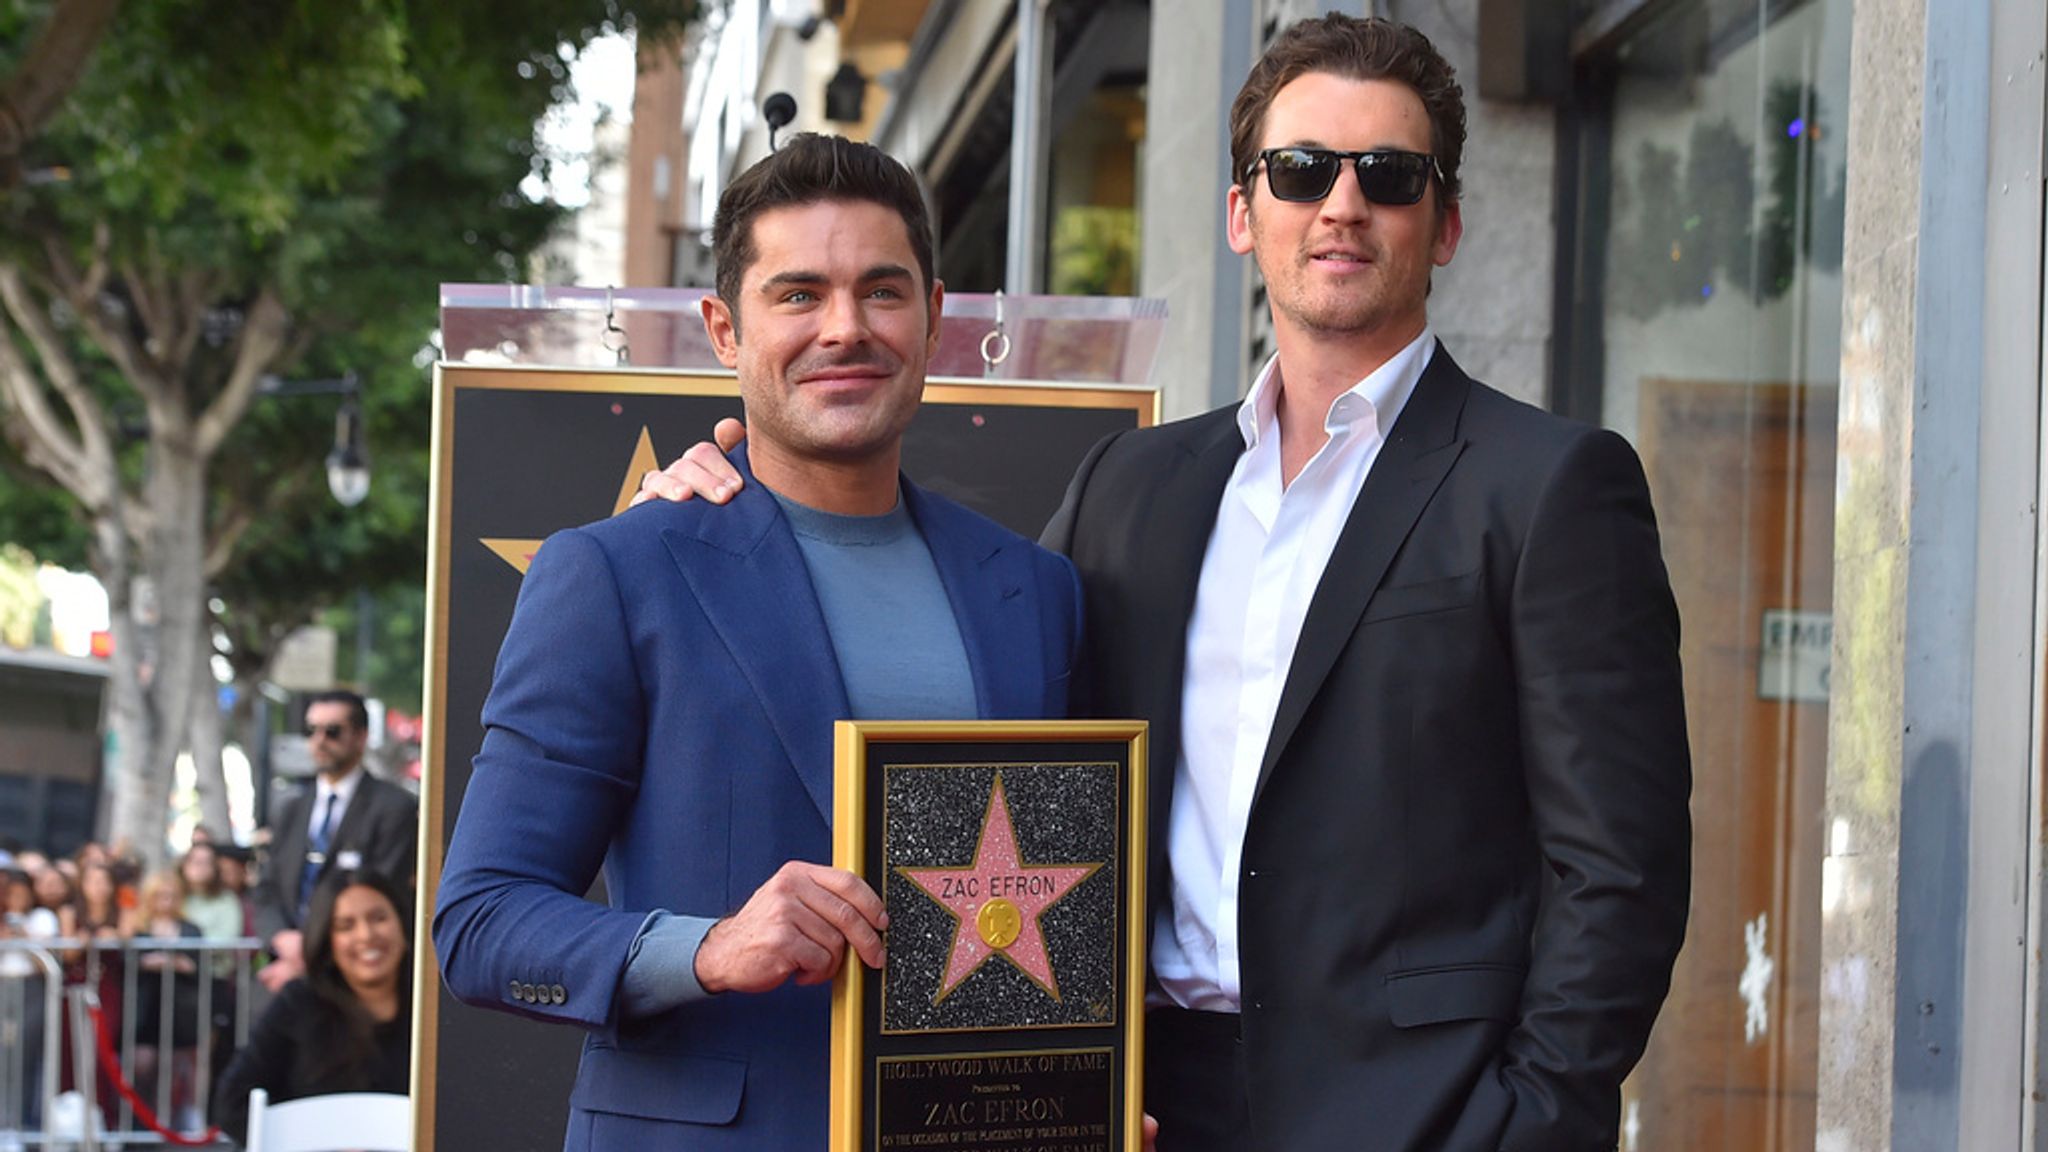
[
  {"left": 0, "top": 690, "right": 420, "bottom": 1152},
  {"left": 1, "top": 840, "right": 418, "bottom": 1147},
  {"left": 0, "top": 832, "right": 256, "bottom": 1134}
]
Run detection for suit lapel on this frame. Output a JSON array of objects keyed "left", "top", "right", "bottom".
[
  {"left": 664, "top": 446, "right": 847, "bottom": 825},
  {"left": 1145, "top": 411, "right": 1245, "bottom": 839},
  {"left": 328, "top": 777, "right": 375, "bottom": 851},
  {"left": 904, "top": 482, "right": 1034, "bottom": 719},
  {"left": 1254, "top": 345, "right": 1471, "bottom": 801},
  {"left": 272, "top": 793, "right": 311, "bottom": 909}
]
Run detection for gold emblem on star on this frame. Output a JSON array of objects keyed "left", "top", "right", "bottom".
[{"left": 976, "top": 898, "right": 1022, "bottom": 950}]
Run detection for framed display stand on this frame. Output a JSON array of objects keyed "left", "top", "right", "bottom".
[{"left": 411, "top": 288, "right": 1163, "bottom": 1152}]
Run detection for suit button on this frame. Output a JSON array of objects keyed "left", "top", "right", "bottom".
[
  {"left": 550, "top": 984, "right": 567, "bottom": 1004},
  {"left": 521, "top": 983, "right": 537, "bottom": 1003},
  {"left": 508, "top": 980, "right": 523, "bottom": 1001}
]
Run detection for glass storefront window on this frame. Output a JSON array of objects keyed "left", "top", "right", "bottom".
[
  {"left": 1563, "top": 0, "right": 1851, "bottom": 1147},
  {"left": 1048, "top": 85, "right": 1145, "bottom": 297}
]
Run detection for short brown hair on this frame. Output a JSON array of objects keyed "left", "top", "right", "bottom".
[
  {"left": 711, "top": 133, "right": 936, "bottom": 327},
  {"left": 305, "top": 689, "right": 368, "bottom": 731},
  {"left": 1229, "top": 16, "right": 1466, "bottom": 203}
]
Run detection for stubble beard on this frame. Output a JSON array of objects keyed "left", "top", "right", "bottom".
[
  {"left": 755, "top": 379, "right": 920, "bottom": 466},
  {"left": 1254, "top": 207, "right": 1437, "bottom": 340}
]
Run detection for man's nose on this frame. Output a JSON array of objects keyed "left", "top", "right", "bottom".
[
  {"left": 1318, "top": 162, "right": 1372, "bottom": 225},
  {"left": 818, "top": 291, "right": 869, "bottom": 344}
]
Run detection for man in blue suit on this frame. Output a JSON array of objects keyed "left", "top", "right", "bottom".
[{"left": 433, "top": 134, "right": 1083, "bottom": 1150}]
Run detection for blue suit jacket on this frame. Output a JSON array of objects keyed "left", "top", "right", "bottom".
[{"left": 434, "top": 448, "right": 1083, "bottom": 1150}]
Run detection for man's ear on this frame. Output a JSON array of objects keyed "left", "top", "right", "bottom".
[
  {"left": 1226, "top": 183, "right": 1255, "bottom": 256},
  {"left": 1433, "top": 199, "right": 1464, "bottom": 267},
  {"left": 702, "top": 295, "right": 742, "bottom": 368},
  {"left": 927, "top": 279, "right": 945, "bottom": 354}
]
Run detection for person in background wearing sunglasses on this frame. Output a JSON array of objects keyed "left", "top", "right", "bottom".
[
  {"left": 251, "top": 689, "right": 419, "bottom": 994},
  {"left": 639, "top": 15, "right": 1689, "bottom": 1151}
]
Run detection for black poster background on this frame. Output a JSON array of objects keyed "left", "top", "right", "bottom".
[{"left": 423, "top": 368, "right": 1151, "bottom": 1152}]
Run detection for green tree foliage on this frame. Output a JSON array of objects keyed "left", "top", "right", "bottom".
[{"left": 0, "top": 0, "right": 700, "bottom": 857}]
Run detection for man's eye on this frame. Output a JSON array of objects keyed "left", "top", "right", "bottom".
[
  {"left": 869, "top": 286, "right": 902, "bottom": 300},
  {"left": 783, "top": 290, "right": 817, "bottom": 304}
]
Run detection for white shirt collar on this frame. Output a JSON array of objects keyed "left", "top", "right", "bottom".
[
  {"left": 1236, "top": 326, "right": 1438, "bottom": 450},
  {"left": 317, "top": 763, "right": 366, "bottom": 806}
]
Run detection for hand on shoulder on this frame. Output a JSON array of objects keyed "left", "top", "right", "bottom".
[{"left": 629, "top": 419, "right": 748, "bottom": 509}]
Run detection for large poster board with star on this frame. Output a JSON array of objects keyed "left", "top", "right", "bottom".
[
  {"left": 415, "top": 364, "right": 1156, "bottom": 1152},
  {"left": 832, "top": 721, "right": 1147, "bottom": 1152}
]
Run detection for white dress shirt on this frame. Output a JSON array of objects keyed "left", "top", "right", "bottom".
[
  {"left": 310, "top": 763, "right": 366, "bottom": 848},
  {"left": 1153, "top": 328, "right": 1436, "bottom": 1012}
]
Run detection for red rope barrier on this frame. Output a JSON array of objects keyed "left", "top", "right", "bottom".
[{"left": 85, "top": 999, "right": 224, "bottom": 1147}]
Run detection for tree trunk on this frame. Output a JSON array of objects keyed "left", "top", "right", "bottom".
[
  {"left": 107, "top": 440, "right": 210, "bottom": 870},
  {"left": 95, "top": 511, "right": 150, "bottom": 848},
  {"left": 188, "top": 640, "right": 232, "bottom": 843}
]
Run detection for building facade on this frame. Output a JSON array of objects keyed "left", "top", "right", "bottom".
[{"left": 655, "top": 1, "right": 2048, "bottom": 1146}]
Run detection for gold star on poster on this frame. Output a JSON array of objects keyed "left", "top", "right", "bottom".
[{"left": 480, "top": 427, "right": 661, "bottom": 575}]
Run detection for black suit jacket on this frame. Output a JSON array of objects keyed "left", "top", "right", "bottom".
[
  {"left": 1041, "top": 345, "right": 1691, "bottom": 1152},
  {"left": 253, "top": 772, "right": 419, "bottom": 940}
]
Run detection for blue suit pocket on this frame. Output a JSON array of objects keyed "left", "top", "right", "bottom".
[
  {"left": 1384, "top": 963, "right": 1525, "bottom": 1028},
  {"left": 571, "top": 1046, "right": 746, "bottom": 1124}
]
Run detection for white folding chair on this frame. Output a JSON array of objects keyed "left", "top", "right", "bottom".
[{"left": 246, "top": 1088, "right": 411, "bottom": 1152}]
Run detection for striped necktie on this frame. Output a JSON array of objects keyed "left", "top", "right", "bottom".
[{"left": 296, "top": 791, "right": 338, "bottom": 924}]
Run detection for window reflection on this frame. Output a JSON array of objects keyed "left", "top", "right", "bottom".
[{"left": 1569, "top": 0, "right": 1851, "bottom": 1147}]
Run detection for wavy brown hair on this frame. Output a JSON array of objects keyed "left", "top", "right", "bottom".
[
  {"left": 1229, "top": 15, "right": 1467, "bottom": 204},
  {"left": 711, "top": 132, "right": 935, "bottom": 336}
]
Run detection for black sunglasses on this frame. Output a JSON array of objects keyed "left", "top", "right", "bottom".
[
  {"left": 303, "top": 723, "right": 351, "bottom": 741},
  {"left": 1247, "top": 147, "right": 1441, "bottom": 206}
]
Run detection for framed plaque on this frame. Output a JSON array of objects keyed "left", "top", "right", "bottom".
[
  {"left": 415, "top": 363, "right": 1154, "bottom": 1150},
  {"left": 831, "top": 720, "right": 1148, "bottom": 1152}
]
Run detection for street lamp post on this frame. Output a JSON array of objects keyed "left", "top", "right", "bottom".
[
  {"left": 247, "top": 370, "right": 373, "bottom": 820},
  {"left": 257, "top": 371, "right": 371, "bottom": 506},
  {"left": 325, "top": 390, "right": 370, "bottom": 507}
]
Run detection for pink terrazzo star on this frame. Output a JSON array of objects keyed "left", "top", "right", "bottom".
[{"left": 899, "top": 773, "right": 1101, "bottom": 1004}]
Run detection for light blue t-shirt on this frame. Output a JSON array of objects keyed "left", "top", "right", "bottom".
[
  {"left": 772, "top": 488, "right": 977, "bottom": 721},
  {"left": 619, "top": 486, "right": 977, "bottom": 1014}
]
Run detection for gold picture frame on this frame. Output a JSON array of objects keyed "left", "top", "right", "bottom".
[{"left": 831, "top": 720, "right": 1148, "bottom": 1152}]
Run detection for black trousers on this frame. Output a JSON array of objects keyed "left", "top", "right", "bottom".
[{"left": 1145, "top": 1006, "right": 1252, "bottom": 1152}]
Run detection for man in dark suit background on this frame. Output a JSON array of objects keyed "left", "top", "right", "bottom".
[
  {"left": 639, "top": 16, "right": 1689, "bottom": 1151},
  {"left": 251, "top": 689, "right": 417, "bottom": 992}
]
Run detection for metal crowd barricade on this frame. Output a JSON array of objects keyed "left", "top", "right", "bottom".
[
  {"left": 0, "top": 943, "right": 62, "bottom": 1149},
  {"left": 1, "top": 936, "right": 265, "bottom": 1149}
]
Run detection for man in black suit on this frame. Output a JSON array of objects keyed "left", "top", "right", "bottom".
[
  {"left": 639, "top": 15, "right": 1688, "bottom": 1150},
  {"left": 1039, "top": 17, "right": 1690, "bottom": 1150},
  {"left": 252, "top": 689, "right": 417, "bottom": 992}
]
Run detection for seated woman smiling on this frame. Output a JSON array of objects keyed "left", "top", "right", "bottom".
[{"left": 214, "top": 869, "right": 412, "bottom": 1146}]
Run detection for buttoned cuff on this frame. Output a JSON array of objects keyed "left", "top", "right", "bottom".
[{"left": 618, "top": 910, "right": 720, "bottom": 1018}]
